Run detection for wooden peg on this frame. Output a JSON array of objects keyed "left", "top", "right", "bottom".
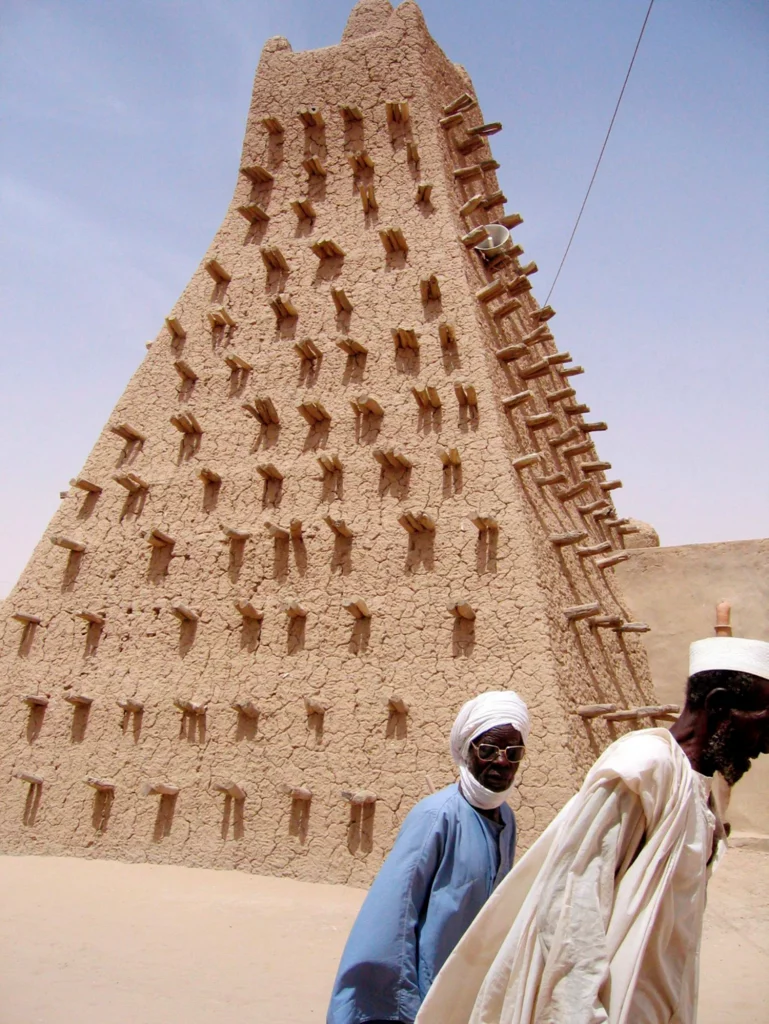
[
  {"left": 143, "top": 782, "right": 179, "bottom": 797},
  {"left": 420, "top": 276, "right": 441, "bottom": 302},
  {"left": 398, "top": 512, "right": 436, "bottom": 533},
  {"left": 467, "top": 121, "right": 503, "bottom": 137},
  {"left": 438, "top": 448, "right": 462, "bottom": 467},
  {"left": 564, "top": 602, "right": 601, "bottom": 621},
  {"left": 260, "top": 246, "right": 289, "bottom": 272},
  {"left": 590, "top": 615, "right": 623, "bottom": 629},
  {"left": 411, "top": 386, "right": 441, "bottom": 410},
  {"left": 117, "top": 698, "right": 144, "bottom": 713},
  {"left": 548, "top": 426, "right": 582, "bottom": 448},
  {"left": 439, "top": 112, "right": 464, "bottom": 129},
  {"left": 170, "top": 603, "right": 199, "bottom": 623},
  {"left": 480, "top": 158, "right": 500, "bottom": 172},
  {"left": 380, "top": 228, "right": 408, "bottom": 253},
  {"left": 454, "top": 382, "right": 478, "bottom": 408},
  {"left": 461, "top": 226, "right": 489, "bottom": 247},
  {"left": 443, "top": 93, "right": 476, "bottom": 115},
  {"left": 471, "top": 515, "right": 499, "bottom": 531},
  {"left": 262, "top": 116, "right": 283, "bottom": 134},
  {"left": 339, "top": 103, "right": 363, "bottom": 121},
  {"left": 110, "top": 423, "right": 145, "bottom": 443},
  {"left": 297, "top": 106, "right": 324, "bottom": 128},
  {"left": 331, "top": 288, "right": 353, "bottom": 314},
  {"left": 302, "top": 156, "right": 327, "bottom": 177},
  {"left": 76, "top": 609, "right": 105, "bottom": 625},
  {"left": 51, "top": 535, "right": 86, "bottom": 553},
  {"left": 456, "top": 135, "right": 485, "bottom": 155},
  {"left": 559, "top": 365, "right": 584, "bottom": 377},
  {"left": 244, "top": 397, "right": 280, "bottom": 426},
  {"left": 580, "top": 422, "right": 608, "bottom": 434},
  {"left": 237, "top": 203, "right": 270, "bottom": 223},
  {"left": 576, "top": 498, "right": 610, "bottom": 515},
  {"left": 165, "top": 316, "right": 186, "bottom": 340},
  {"left": 493, "top": 299, "right": 523, "bottom": 320},
  {"left": 324, "top": 516, "right": 353, "bottom": 538},
  {"left": 70, "top": 477, "right": 102, "bottom": 494},
  {"left": 506, "top": 275, "right": 532, "bottom": 297},
  {"left": 225, "top": 353, "right": 253, "bottom": 371},
  {"left": 290, "top": 199, "right": 316, "bottom": 221},
  {"left": 416, "top": 183, "right": 433, "bottom": 203},
  {"left": 388, "top": 696, "right": 409, "bottom": 714},
  {"left": 483, "top": 189, "right": 507, "bottom": 210},
  {"left": 498, "top": 213, "right": 523, "bottom": 230},
  {"left": 173, "top": 698, "right": 206, "bottom": 715},
  {"left": 239, "top": 165, "right": 273, "bottom": 184},
  {"left": 15, "top": 771, "right": 43, "bottom": 786},
  {"left": 349, "top": 150, "right": 375, "bottom": 172},
  {"left": 562, "top": 440, "right": 594, "bottom": 458},
  {"left": 575, "top": 542, "right": 612, "bottom": 558},
  {"left": 564, "top": 403, "right": 591, "bottom": 416},
  {"left": 213, "top": 781, "right": 246, "bottom": 800},
  {"left": 317, "top": 453, "right": 343, "bottom": 473},
  {"left": 222, "top": 525, "right": 251, "bottom": 542},
  {"left": 293, "top": 339, "right": 321, "bottom": 362},
  {"left": 534, "top": 471, "right": 567, "bottom": 487},
  {"left": 448, "top": 599, "right": 476, "bottom": 620},
  {"left": 351, "top": 395, "right": 383, "bottom": 416},
  {"left": 12, "top": 611, "right": 41, "bottom": 626},
  {"left": 341, "top": 790, "right": 377, "bottom": 805},
  {"left": 521, "top": 325, "right": 554, "bottom": 347},
  {"left": 557, "top": 480, "right": 592, "bottom": 500},
  {"left": 199, "top": 468, "right": 221, "bottom": 487},
  {"left": 519, "top": 261, "right": 538, "bottom": 276},
  {"left": 21, "top": 694, "right": 49, "bottom": 707},
  {"left": 600, "top": 480, "right": 623, "bottom": 492},
  {"left": 525, "top": 412, "right": 557, "bottom": 429},
  {"left": 547, "top": 352, "right": 573, "bottom": 367},
  {"left": 207, "top": 306, "right": 236, "bottom": 328},
  {"left": 235, "top": 600, "right": 263, "bottom": 620},
  {"left": 170, "top": 412, "right": 202, "bottom": 434},
  {"left": 284, "top": 601, "right": 307, "bottom": 618},
  {"left": 544, "top": 387, "right": 573, "bottom": 403},
  {"left": 501, "top": 390, "right": 532, "bottom": 410},
  {"left": 298, "top": 400, "right": 331, "bottom": 424},
  {"left": 517, "top": 359, "right": 552, "bottom": 380},
  {"left": 393, "top": 327, "right": 420, "bottom": 350},
  {"left": 269, "top": 294, "right": 298, "bottom": 320},
  {"left": 374, "top": 449, "right": 412, "bottom": 471},
  {"left": 407, "top": 141, "right": 420, "bottom": 165},
  {"left": 256, "top": 464, "right": 284, "bottom": 482},
  {"left": 359, "top": 183, "right": 378, "bottom": 212},
  {"left": 453, "top": 165, "right": 483, "bottom": 181},
  {"left": 343, "top": 598, "right": 371, "bottom": 619},
  {"left": 476, "top": 279, "right": 506, "bottom": 303},
  {"left": 174, "top": 359, "right": 198, "bottom": 381},
  {"left": 283, "top": 784, "right": 313, "bottom": 801},
  {"left": 595, "top": 553, "right": 631, "bottom": 570},
  {"left": 304, "top": 696, "right": 327, "bottom": 716},
  {"left": 336, "top": 337, "right": 367, "bottom": 356},
  {"left": 575, "top": 704, "right": 619, "bottom": 719},
  {"left": 459, "top": 194, "right": 484, "bottom": 217},
  {"left": 512, "top": 452, "right": 544, "bottom": 471},
  {"left": 550, "top": 531, "right": 588, "bottom": 547},
  {"left": 385, "top": 100, "right": 409, "bottom": 124},
  {"left": 536, "top": 305, "right": 556, "bottom": 322},
  {"left": 85, "top": 777, "right": 116, "bottom": 791},
  {"left": 581, "top": 461, "right": 612, "bottom": 475},
  {"left": 231, "top": 700, "right": 259, "bottom": 718},
  {"left": 64, "top": 693, "right": 93, "bottom": 707},
  {"left": 439, "top": 324, "right": 457, "bottom": 347}
]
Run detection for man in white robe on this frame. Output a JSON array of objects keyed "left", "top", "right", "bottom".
[{"left": 416, "top": 636, "right": 769, "bottom": 1024}]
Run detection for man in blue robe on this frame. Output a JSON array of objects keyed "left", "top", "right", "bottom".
[{"left": 327, "top": 690, "right": 531, "bottom": 1024}]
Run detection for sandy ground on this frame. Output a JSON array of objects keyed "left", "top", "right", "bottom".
[{"left": 0, "top": 848, "right": 767, "bottom": 1024}]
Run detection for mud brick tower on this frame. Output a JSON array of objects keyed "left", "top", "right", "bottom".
[{"left": 0, "top": 0, "right": 658, "bottom": 885}]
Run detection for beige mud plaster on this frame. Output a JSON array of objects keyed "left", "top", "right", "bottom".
[{"left": 0, "top": 0, "right": 654, "bottom": 886}]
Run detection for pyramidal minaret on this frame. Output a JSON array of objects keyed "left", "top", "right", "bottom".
[{"left": 0, "top": 0, "right": 657, "bottom": 885}]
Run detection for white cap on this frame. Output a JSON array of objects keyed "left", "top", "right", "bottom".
[{"left": 689, "top": 637, "right": 769, "bottom": 682}]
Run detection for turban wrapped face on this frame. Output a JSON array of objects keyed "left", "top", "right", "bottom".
[{"left": 450, "top": 691, "right": 531, "bottom": 810}]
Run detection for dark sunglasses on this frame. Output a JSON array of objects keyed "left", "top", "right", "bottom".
[{"left": 471, "top": 742, "right": 526, "bottom": 764}]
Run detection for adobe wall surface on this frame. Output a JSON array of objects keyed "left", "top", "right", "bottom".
[
  {"left": 0, "top": 0, "right": 654, "bottom": 885},
  {"left": 616, "top": 538, "right": 769, "bottom": 835}
]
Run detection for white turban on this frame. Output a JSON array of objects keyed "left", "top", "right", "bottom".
[{"left": 450, "top": 691, "right": 531, "bottom": 810}]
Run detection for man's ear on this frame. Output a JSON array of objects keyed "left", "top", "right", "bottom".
[{"left": 704, "top": 687, "right": 732, "bottom": 722}]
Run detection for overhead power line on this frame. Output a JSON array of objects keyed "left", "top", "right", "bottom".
[{"left": 545, "top": 0, "right": 656, "bottom": 305}]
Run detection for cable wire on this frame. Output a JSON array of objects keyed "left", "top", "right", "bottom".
[{"left": 544, "top": 0, "right": 656, "bottom": 305}]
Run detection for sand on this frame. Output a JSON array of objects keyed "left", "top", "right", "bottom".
[{"left": 0, "top": 848, "right": 766, "bottom": 1023}]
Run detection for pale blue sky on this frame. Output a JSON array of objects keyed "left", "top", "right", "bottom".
[{"left": 0, "top": 0, "right": 767, "bottom": 596}]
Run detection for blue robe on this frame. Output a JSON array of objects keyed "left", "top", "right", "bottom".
[{"left": 327, "top": 783, "right": 517, "bottom": 1024}]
